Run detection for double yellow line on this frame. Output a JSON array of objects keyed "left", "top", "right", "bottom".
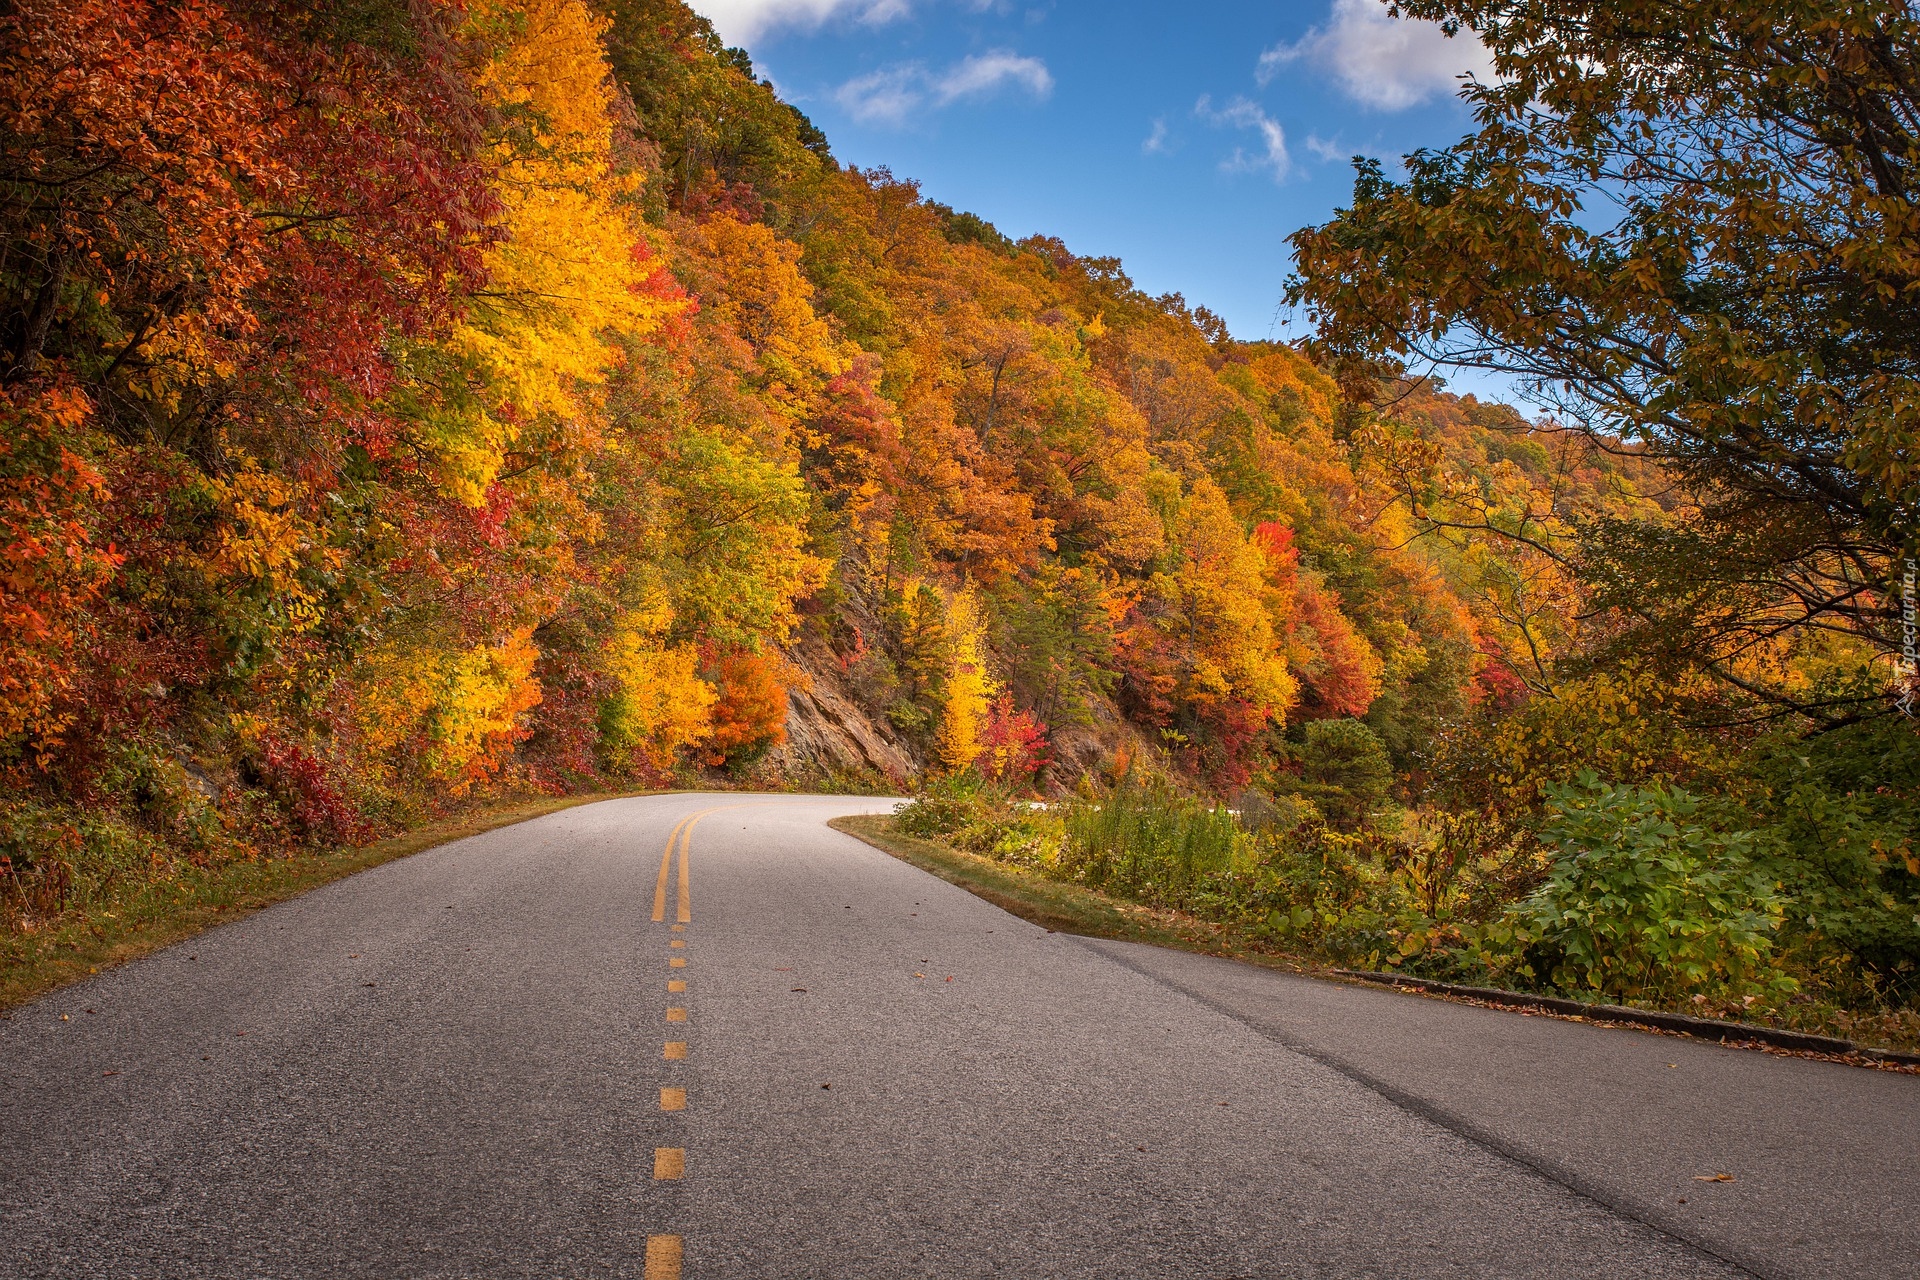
[
  {"left": 652, "top": 801, "right": 764, "bottom": 924},
  {"left": 653, "top": 808, "right": 712, "bottom": 924}
]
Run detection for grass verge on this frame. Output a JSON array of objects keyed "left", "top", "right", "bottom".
[
  {"left": 832, "top": 814, "right": 1920, "bottom": 1068},
  {"left": 1, "top": 791, "right": 650, "bottom": 1014},
  {"left": 830, "top": 814, "right": 1309, "bottom": 972}
]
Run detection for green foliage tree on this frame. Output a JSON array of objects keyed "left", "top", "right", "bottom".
[{"left": 1294, "top": 718, "right": 1394, "bottom": 832}]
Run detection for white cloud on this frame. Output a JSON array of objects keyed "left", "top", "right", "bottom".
[
  {"left": 1303, "top": 133, "right": 1395, "bottom": 167},
  {"left": 834, "top": 49, "right": 1053, "bottom": 128},
  {"left": 835, "top": 66, "right": 927, "bottom": 126},
  {"left": 1258, "top": 0, "right": 1493, "bottom": 112},
  {"left": 1305, "top": 134, "right": 1345, "bottom": 163},
  {"left": 1195, "top": 95, "right": 1291, "bottom": 181},
  {"left": 934, "top": 51, "right": 1053, "bottom": 104},
  {"left": 689, "top": 0, "right": 910, "bottom": 45},
  {"left": 1142, "top": 118, "right": 1169, "bottom": 155}
]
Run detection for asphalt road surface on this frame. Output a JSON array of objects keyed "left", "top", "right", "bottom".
[{"left": 2, "top": 793, "right": 1915, "bottom": 1279}]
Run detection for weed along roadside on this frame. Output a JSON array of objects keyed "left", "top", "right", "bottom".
[
  {"left": 0, "top": 793, "right": 658, "bottom": 1014},
  {"left": 838, "top": 776, "right": 1920, "bottom": 1062}
]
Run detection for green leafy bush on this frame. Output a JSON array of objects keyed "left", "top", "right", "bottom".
[
  {"left": 1740, "top": 719, "right": 1920, "bottom": 1002},
  {"left": 894, "top": 775, "right": 1060, "bottom": 867},
  {"left": 1498, "top": 774, "right": 1793, "bottom": 1001}
]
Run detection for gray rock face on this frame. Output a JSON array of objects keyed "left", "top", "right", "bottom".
[{"left": 765, "top": 647, "right": 920, "bottom": 785}]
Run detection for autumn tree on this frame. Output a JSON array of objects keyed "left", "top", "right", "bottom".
[{"left": 1290, "top": 0, "right": 1920, "bottom": 722}]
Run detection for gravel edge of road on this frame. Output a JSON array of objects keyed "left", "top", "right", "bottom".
[{"left": 1332, "top": 970, "right": 1920, "bottom": 1070}]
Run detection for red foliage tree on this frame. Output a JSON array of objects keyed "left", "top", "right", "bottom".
[{"left": 703, "top": 650, "right": 790, "bottom": 766}]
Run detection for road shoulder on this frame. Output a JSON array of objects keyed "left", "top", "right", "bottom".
[{"left": 2, "top": 791, "right": 656, "bottom": 1013}]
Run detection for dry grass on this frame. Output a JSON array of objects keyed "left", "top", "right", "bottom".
[
  {"left": 833, "top": 814, "right": 1920, "bottom": 1066},
  {"left": 830, "top": 813, "right": 1311, "bottom": 972}
]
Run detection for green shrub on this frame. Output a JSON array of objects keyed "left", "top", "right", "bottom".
[
  {"left": 1061, "top": 778, "right": 1251, "bottom": 908},
  {"left": 894, "top": 774, "right": 1062, "bottom": 867},
  {"left": 1741, "top": 718, "right": 1920, "bottom": 1002},
  {"left": 1498, "top": 773, "right": 1794, "bottom": 1001}
]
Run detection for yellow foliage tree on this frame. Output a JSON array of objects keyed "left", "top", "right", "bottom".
[
  {"left": 1488, "top": 665, "right": 1732, "bottom": 804},
  {"left": 599, "top": 613, "right": 718, "bottom": 772},
  {"left": 431, "top": 0, "right": 684, "bottom": 504},
  {"left": 428, "top": 628, "right": 545, "bottom": 792},
  {"left": 938, "top": 587, "right": 997, "bottom": 772},
  {"left": 1167, "top": 479, "right": 1297, "bottom": 724}
]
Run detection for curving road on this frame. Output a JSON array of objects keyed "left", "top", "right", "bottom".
[{"left": 1, "top": 793, "right": 1914, "bottom": 1278}]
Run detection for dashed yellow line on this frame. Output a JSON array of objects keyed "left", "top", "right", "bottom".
[
  {"left": 649, "top": 801, "right": 792, "bottom": 1279},
  {"left": 645, "top": 1235, "right": 682, "bottom": 1280}
]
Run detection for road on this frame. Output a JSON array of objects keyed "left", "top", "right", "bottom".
[{"left": 1, "top": 793, "right": 1914, "bottom": 1279}]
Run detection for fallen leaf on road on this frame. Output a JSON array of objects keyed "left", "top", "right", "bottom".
[
  {"left": 59, "top": 1014, "right": 68, "bottom": 1021},
  {"left": 914, "top": 973, "right": 925, "bottom": 979},
  {"left": 791, "top": 988, "right": 808, "bottom": 992},
  {"left": 102, "top": 1071, "right": 118, "bottom": 1077},
  {"left": 1694, "top": 1173, "right": 1735, "bottom": 1182}
]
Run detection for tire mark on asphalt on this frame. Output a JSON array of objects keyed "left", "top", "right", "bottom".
[{"left": 1066, "top": 936, "right": 1771, "bottom": 1280}]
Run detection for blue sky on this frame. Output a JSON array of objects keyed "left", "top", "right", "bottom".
[{"left": 685, "top": 0, "right": 1494, "bottom": 353}]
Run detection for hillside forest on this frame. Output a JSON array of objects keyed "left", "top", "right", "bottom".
[{"left": 3, "top": 0, "right": 1917, "bottom": 1042}]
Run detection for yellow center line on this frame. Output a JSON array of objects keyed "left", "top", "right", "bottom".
[
  {"left": 643, "top": 799, "right": 803, "bottom": 1280},
  {"left": 653, "top": 802, "right": 750, "bottom": 924},
  {"left": 675, "top": 818, "right": 695, "bottom": 923},
  {"left": 651, "top": 814, "right": 695, "bottom": 924},
  {"left": 644, "top": 1235, "right": 682, "bottom": 1280},
  {"left": 669, "top": 939, "right": 685, "bottom": 948},
  {"left": 654, "top": 798, "right": 789, "bottom": 926}
]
